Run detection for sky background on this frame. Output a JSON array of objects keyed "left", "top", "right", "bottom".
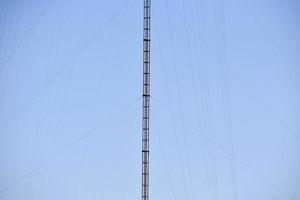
[{"left": 0, "top": 0, "right": 299, "bottom": 200}]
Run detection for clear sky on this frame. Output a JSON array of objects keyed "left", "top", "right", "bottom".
[{"left": 0, "top": 0, "right": 299, "bottom": 200}]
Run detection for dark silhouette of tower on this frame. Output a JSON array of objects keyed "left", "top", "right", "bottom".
[{"left": 141, "top": 0, "right": 151, "bottom": 200}]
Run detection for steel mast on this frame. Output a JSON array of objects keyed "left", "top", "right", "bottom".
[{"left": 141, "top": 0, "right": 151, "bottom": 200}]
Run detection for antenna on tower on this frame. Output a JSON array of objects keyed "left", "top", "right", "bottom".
[{"left": 141, "top": 0, "right": 151, "bottom": 200}]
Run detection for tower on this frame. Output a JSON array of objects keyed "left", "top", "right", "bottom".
[{"left": 141, "top": 0, "right": 151, "bottom": 200}]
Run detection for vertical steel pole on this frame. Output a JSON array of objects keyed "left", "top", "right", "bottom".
[{"left": 141, "top": 0, "right": 151, "bottom": 200}]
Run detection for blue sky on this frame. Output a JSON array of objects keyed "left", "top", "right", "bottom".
[{"left": 0, "top": 0, "right": 299, "bottom": 200}]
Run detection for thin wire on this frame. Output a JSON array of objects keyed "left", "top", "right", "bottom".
[
  {"left": 152, "top": 113, "right": 177, "bottom": 200},
  {"left": 241, "top": 0, "right": 300, "bottom": 79},
  {"left": 151, "top": 96, "right": 297, "bottom": 200},
  {"left": 188, "top": 1, "right": 216, "bottom": 198},
  {"left": 152, "top": 11, "right": 189, "bottom": 200},
  {"left": 164, "top": 1, "right": 300, "bottom": 142},
  {"left": 0, "top": 0, "right": 132, "bottom": 135},
  {"left": 0, "top": 0, "right": 8, "bottom": 57},
  {"left": 179, "top": 0, "right": 199, "bottom": 198},
  {"left": 21, "top": 0, "right": 52, "bottom": 198},
  {"left": 156, "top": 4, "right": 192, "bottom": 200},
  {"left": 181, "top": 0, "right": 218, "bottom": 198},
  {"left": 28, "top": 5, "right": 64, "bottom": 199},
  {"left": 0, "top": 96, "right": 141, "bottom": 195},
  {"left": 193, "top": 0, "right": 220, "bottom": 199},
  {"left": 0, "top": 0, "right": 11, "bottom": 114},
  {"left": 0, "top": 0, "right": 56, "bottom": 72},
  {"left": 32, "top": 3, "right": 66, "bottom": 199},
  {"left": 214, "top": 0, "right": 238, "bottom": 199}
]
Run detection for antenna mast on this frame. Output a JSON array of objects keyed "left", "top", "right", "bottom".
[{"left": 141, "top": 0, "right": 151, "bottom": 200}]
